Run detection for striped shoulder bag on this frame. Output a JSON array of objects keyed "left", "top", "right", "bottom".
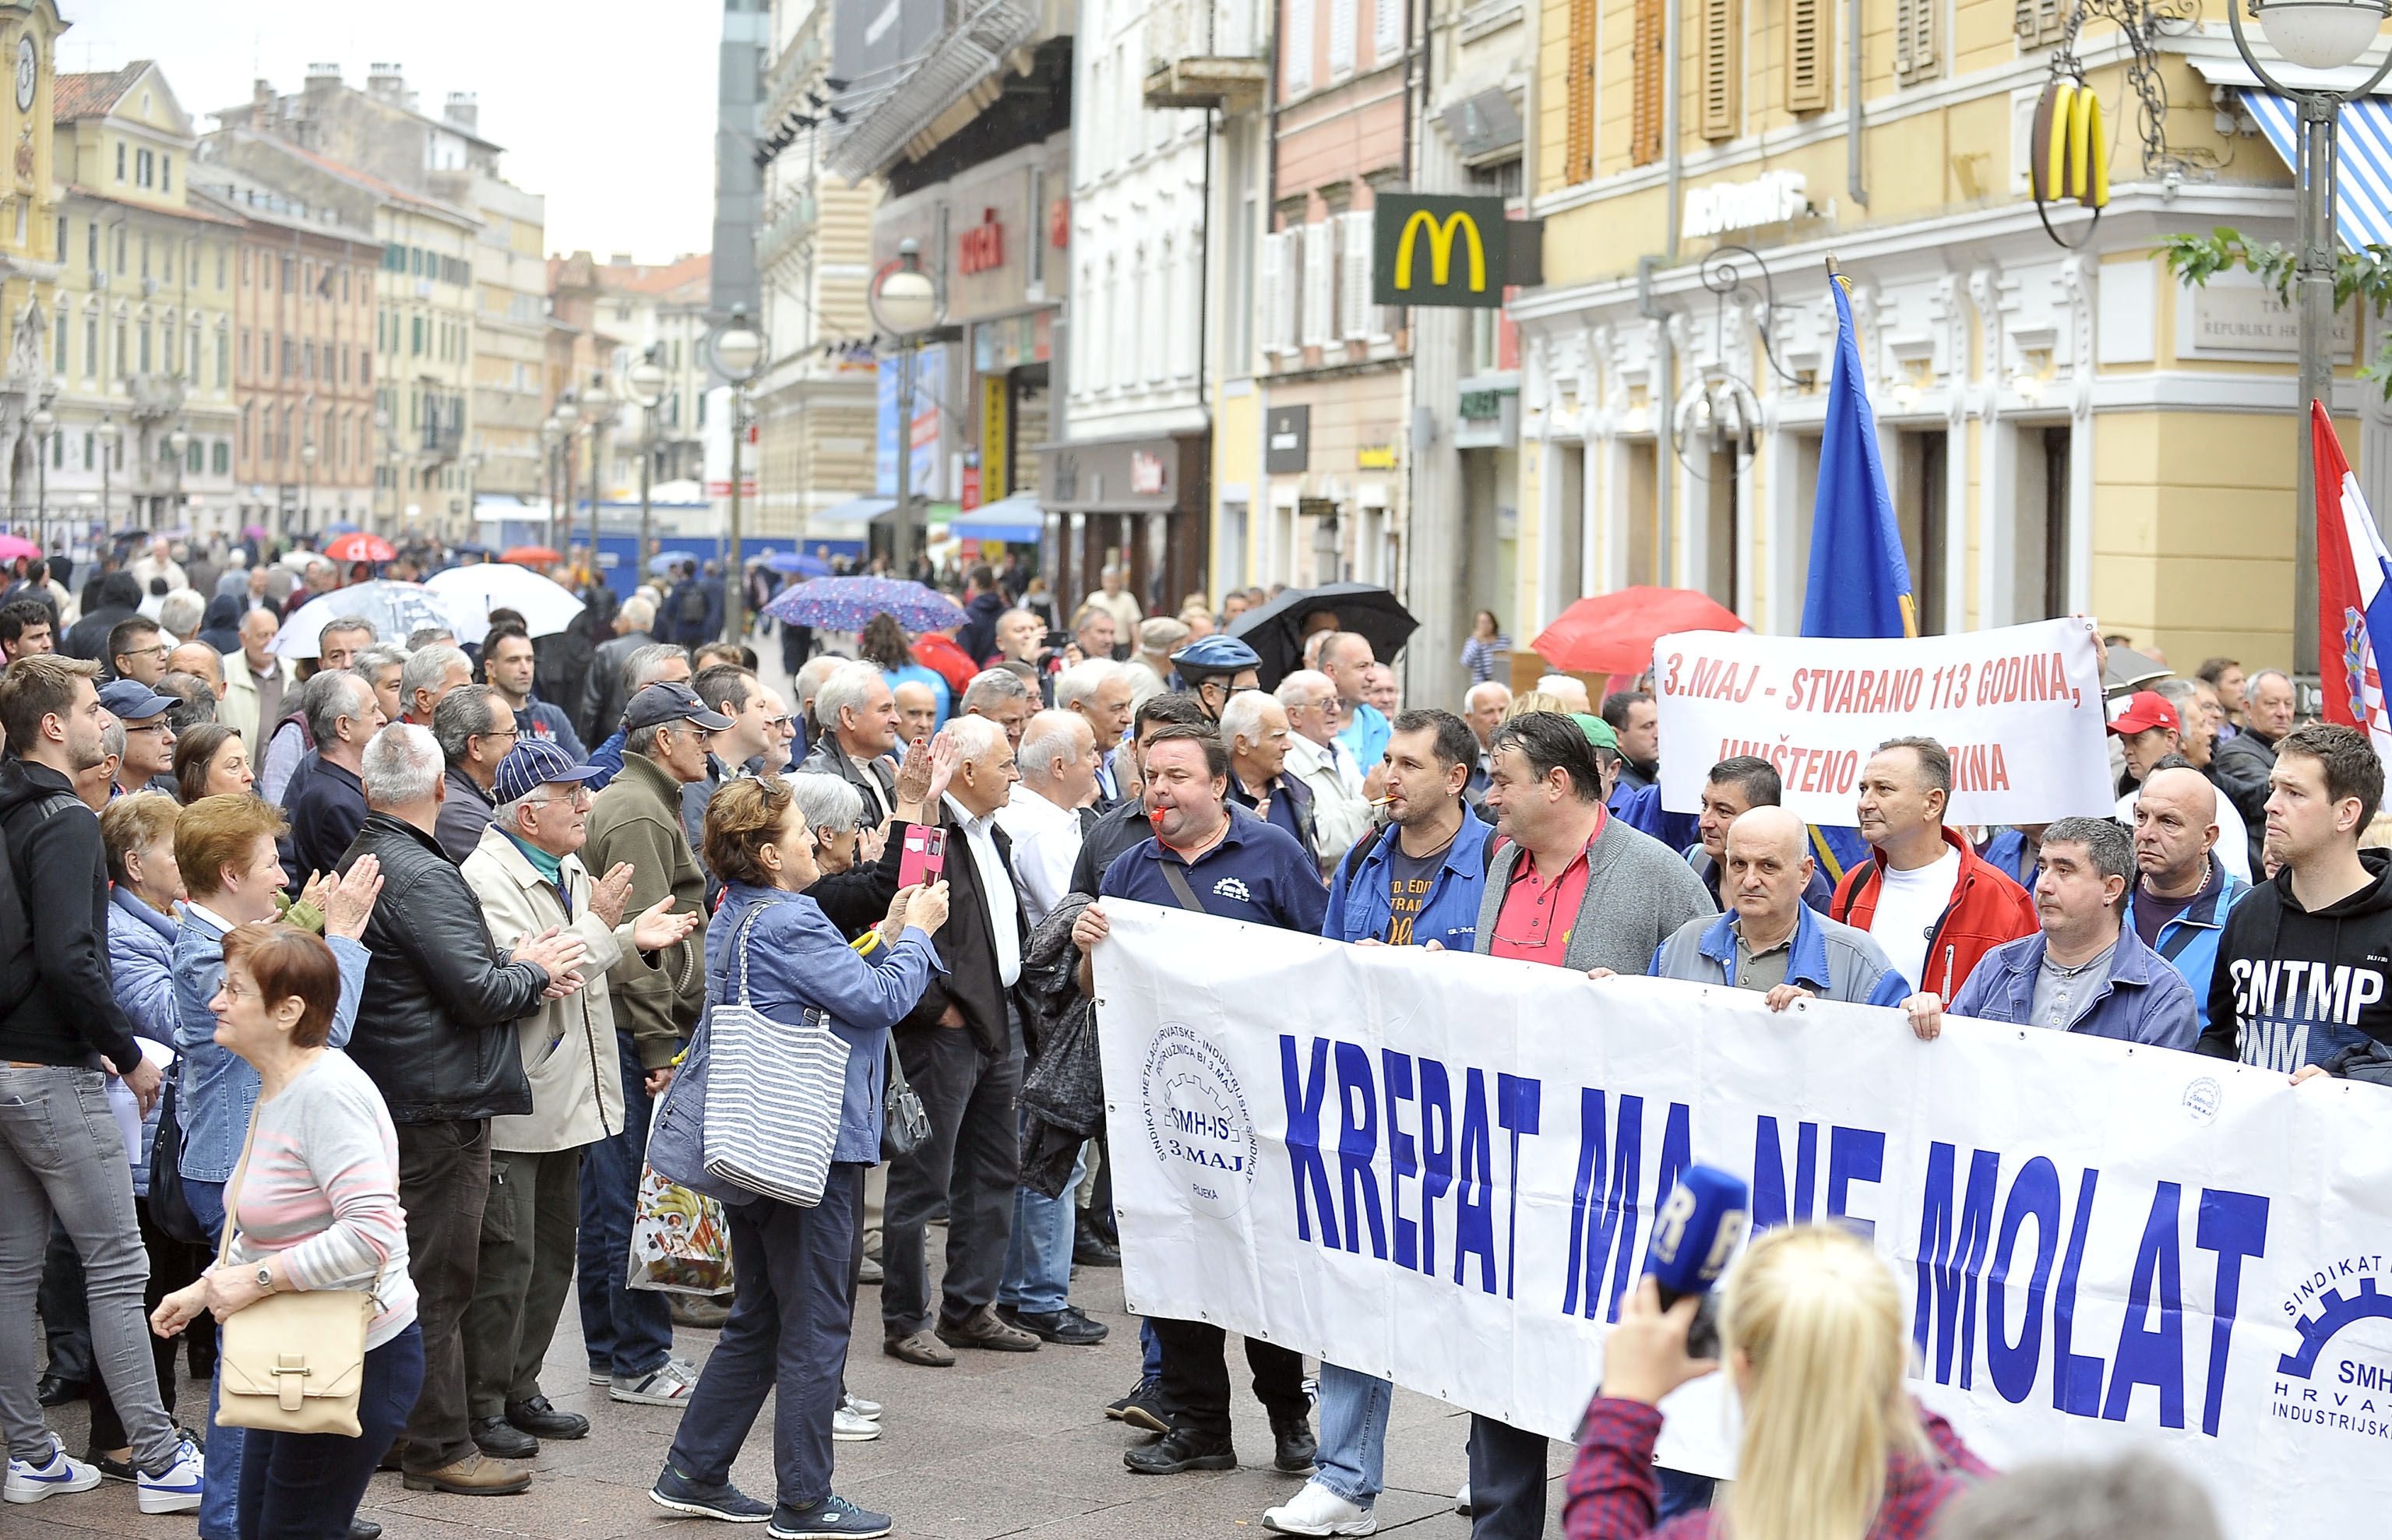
[{"left": 700, "top": 902, "right": 851, "bottom": 1207}]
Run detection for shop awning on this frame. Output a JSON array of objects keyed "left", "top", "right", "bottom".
[
  {"left": 820, "top": 495, "right": 898, "bottom": 526},
  {"left": 2242, "top": 90, "right": 2392, "bottom": 250},
  {"left": 948, "top": 495, "right": 1045, "bottom": 544}
]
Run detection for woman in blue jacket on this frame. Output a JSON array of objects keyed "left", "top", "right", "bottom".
[{"left": 646, "top": 777, "right": 949, "bottom": 1540}]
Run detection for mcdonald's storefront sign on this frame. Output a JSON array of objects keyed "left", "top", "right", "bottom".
[{"left": 1372, "top": 194, "right": 1512, "bottom": 309}]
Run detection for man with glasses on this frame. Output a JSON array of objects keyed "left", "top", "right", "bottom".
[
  {"left": 98, "top": 678, "right": 179, "bottom": 798},
  {"left": 578, "top": 682, "right": 727, "bottom": 1408},
  {"left": 107, "top": 616, "right": 172, "bottom": 687},
  {"left": 285, "top": 669, "right": 388, "bottom": 876},
  {"left": 432, "top": 683, "right": 521, "bottom": 862}
]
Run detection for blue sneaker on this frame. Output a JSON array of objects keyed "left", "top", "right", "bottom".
[
  {"left": 650, "top": 1464, "right": 772, "bottom": 1522},
  {"left": 136, "top": 1438, "right": 205, "bottom": 1514},
  {"left": 5, "top": 1435, "right": 101, "bottom": 1504},
  {"left": 767, "top": 1494, "right": 893, "bottom": 1538}
]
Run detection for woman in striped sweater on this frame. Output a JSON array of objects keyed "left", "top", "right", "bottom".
[{"left": 152, "top": 923, "right": 421, "bottom": 1540}]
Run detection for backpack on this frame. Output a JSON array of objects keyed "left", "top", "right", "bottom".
[{"left": 676, "top": 582, "right": 708, "bottom": 626}]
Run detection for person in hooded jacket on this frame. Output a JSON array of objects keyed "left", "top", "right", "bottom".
[
  {"left": 2200, "top": 722, "right": 2392, "bottom": 1072},
  {"left": 64, "top": 572, "right": 144, "bottom": 663},
  {"left": 194, "top": 594, "right": 243, "bottom": 656}
]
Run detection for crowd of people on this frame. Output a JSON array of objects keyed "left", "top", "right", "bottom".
[{"left": 0, "top": 527, "right": 2334, "bottom": 1540}]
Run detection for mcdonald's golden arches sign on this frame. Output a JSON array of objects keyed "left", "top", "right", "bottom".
[{"left": 1372, "top": 194, "right": 1512, "bottom": 309}]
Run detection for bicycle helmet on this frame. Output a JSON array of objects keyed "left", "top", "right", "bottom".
[{"left": 1168, "top": 633, "right": 1263, "bottom": 680}]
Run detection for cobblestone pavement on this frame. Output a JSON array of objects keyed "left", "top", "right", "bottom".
[{"left": 19, "top": 1241, "right": 1569, "bottom": 1540}]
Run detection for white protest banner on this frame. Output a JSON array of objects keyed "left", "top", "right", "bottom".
[
  {"left": 1097, "top": 900, "right": 2392, "bottom": 1538},
  {"left": 1649, "top": 617, "right": 2112, "bottom": 826}
]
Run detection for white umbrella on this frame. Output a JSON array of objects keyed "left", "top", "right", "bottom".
[
  {"left": 271, "top": 581, "right": 475, "bottom": 658},
  {"left": 425, "top": 562, "right": 586, "bottom": 645}
]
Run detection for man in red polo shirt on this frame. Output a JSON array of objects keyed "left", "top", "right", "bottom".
[{"left": 1464, "top": 710, "right": 1714, "bottom": 1540}]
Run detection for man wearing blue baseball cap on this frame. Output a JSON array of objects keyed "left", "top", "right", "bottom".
[
  {"left": 97, "top": 678, "right": 178, "bottom": 799},
  {"left": 459, "top": 738, "right": 701, "bottom": 1460}
]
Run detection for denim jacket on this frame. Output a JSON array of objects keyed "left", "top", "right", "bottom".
[
  {"left": 171, "top": 906, "right": 368, "bottom": 1184},
  {"left": 650, "top": 884, "right": 942, "bottom": 1199},
  {"left": 1650, "top": 901, "right": 1911, "bottom": 1007},
  {"left": 1948, "top": 920, "right": 2200, "bottom": 1051}
]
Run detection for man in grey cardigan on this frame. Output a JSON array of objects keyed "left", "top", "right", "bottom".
[{"left": 1467, "top": 710, "right": 1713, "bottom": 1540}]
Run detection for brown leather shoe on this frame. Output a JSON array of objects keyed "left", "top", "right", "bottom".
[
  {"left": 935, "top": 1303, "right": 1040, "bottom": 1353},
  {"left": 883, "top": 1328, "right": 956, "bottom": 1367},
  {"left": 400, "top": 1453, "right": 532, "bottom": 1496}
]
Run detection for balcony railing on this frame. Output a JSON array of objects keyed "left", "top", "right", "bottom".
[{"left": 1143, "top": 0, "right": 1267, "bottom": 110}]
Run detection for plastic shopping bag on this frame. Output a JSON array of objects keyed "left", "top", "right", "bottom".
[{"left": 626, "top": 1159, "right": 735, "bottom": 1297}]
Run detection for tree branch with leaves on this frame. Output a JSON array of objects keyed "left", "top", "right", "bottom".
[{"left": 2160, "top": 227, "right": 2392, "bottom": 396}]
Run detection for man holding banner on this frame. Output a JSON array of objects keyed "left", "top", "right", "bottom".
[{"left": 1466, "top": 712, "right": 1712, "bottom": 1540}]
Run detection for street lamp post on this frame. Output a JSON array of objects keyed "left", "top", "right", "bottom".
[
  {"left": 580, "top": 377, "right": 615, "bottom": 583},
  {"left": 169, "top": 422, "right": 192, "bottom": 534},
  {"left": 548, "top": 391, "right": 580, "bottom": 576},
  {"left": 2228, "top": 0, "right": 2392, "bottom": 680},
  {"left": 96, "top": 415, "right": 118, "bottom": 537},
  {"left": 30, "top": 401, "right": 53, "bottom": 550},
  {"left": 709, "top": 311, "right": 764, "bottom": 643},
  {"left": 629, "top": 347, "right": 668, "bottom": 578},
  {"left": 868, "top": 238, "right": 945, "bottom": 580}
]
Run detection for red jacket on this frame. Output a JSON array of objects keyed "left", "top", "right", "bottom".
[
  {"left": 912, "top": 633, "right": 979, "bottom": 696},
  {"left": 1829, "top": 826, "right": 2038, "bottom": 1001}
]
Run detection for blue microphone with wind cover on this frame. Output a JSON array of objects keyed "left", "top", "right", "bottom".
[{"left": 1642, "top": 1165, "right": 1751, "bottom": 1359}]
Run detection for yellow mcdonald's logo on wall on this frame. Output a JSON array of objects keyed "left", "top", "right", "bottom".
[
  {"left": 1372, "top": 194, "right": 1518, "bottom": 309},
  {"left": 2030, "top": 79, "right": 2108, "bottom": 209}
]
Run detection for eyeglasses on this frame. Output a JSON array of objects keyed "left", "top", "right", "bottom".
[
  {"left": 766, "top": 715, "right": 794, "bottom": 731},
  {"left": 525, "top": 786, "right": 595, "bottom": 810},
  {"left": 122, "top": 643, "right": 171, "bottom": 662},
  {"left": 472, "top": 726, "right": 521, "bottom": 746},
  {"left": 125, "top": 721, "right": 171, "bottom": 736}
]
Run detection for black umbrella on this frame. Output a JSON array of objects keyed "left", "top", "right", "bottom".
[{"left": 1228, "top": 582, "right": 1418, "bottom": 688}]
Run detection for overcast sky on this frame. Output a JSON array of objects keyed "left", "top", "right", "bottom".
[{"left": 58, "top": 0, "right": 721, "bottom": 263}]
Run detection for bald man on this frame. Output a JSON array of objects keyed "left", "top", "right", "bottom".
[
  {"left": 893, "top": 678, "right": 941, "bottom": 745},
  {"left": 1632, "top": 805, "right": 1911, "bottom": 1007},
  {"left": 2123, "top": 763, "right": 2252, "bottom": 1033},
  {"left": 167, "top": 640, "right": 226, "bottom": 700}
]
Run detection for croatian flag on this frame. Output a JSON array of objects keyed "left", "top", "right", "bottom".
[{"left": 2314, "top": 401, "right": 2392, "bottom": 762}]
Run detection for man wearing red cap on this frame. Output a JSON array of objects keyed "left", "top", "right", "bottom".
[{"left": 2110, "top": 690, "right": 2251, "bottom": 883}]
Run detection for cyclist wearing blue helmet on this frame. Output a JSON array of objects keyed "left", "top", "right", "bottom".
[{"left": 1167, "top": 635, "right": 1263, "bottom": 722}]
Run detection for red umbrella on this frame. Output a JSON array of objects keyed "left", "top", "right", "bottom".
[
  {"left": 1529, "top": 587, "right": 1747, "bottom": 674},
  {"left": 322, "top": 531, "right": 395, "bottom": 564},
  {"left": 501, "top": 545, "right": 562, "bottom": 567}
]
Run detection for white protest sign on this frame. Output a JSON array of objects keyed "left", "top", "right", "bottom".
[
  {"left": 1649, "top": 618, "right": 2113, "bottom": 826},
  {"left": 1097, "top": 900, "right": 2392, "bottom": 1538}
]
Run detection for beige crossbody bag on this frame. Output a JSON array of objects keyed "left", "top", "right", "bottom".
[{"left": 211, "top": 1105, "right": 378, "bottom": 1437}]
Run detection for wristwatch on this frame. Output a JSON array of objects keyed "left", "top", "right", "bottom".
[{"left": 253, "top": 1264, "right": 275, "bottom": 1293}]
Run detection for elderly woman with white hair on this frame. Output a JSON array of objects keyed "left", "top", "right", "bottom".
[{"left": 789, "top": 732, "right": 960, "bottom": 942}]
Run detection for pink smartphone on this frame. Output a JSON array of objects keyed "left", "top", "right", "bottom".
[{"left": 899, "top": 826, "right": 947, "bottom": 889}]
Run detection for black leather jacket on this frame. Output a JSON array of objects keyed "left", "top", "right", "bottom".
[
  {"left": 580, "top": 629, "right": 655, "bottom": 746},
  {"left": 336, "top": 812, "right": 552, "bottom": 1124}
]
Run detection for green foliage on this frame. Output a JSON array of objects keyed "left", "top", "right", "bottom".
[{"left": 2161, "top": 227, "right": 2392, "bottom": 396}]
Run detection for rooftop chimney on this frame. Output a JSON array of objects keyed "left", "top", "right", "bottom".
[
  {"left": 366, "top": 63, "right": 405, "bottom": 102},
  {"left": 252, "top": 79, "right": 277, "bottom": 132},
  {"left": 305, "top": 62, "right": 341, "bottom": 89},
  {"left": 443, "top": 91, "right": 477, "bottom": 132}
]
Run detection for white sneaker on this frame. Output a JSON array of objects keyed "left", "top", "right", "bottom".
[
  {"left": 1265, "top": 1482, "right": 1377, "bottom": 1537},
  {"left": 1454, "top": 1482, "right": 1473, "bottom": 1517},
  {"left": 840, "top": 1392, "right": 883, "bottom": 1420},
  {"left": 136, "top": 1438, "right": 206, "bottom": 1514},
  {"left": 612, "top": 1357, "right": 702, "bottom": 1407},
  {"left": 5, "top": 1436, "right": 100, "bottom": 1504},
  {"left": 832, "top": 1405, "right": 882, "bottom": 1443}
]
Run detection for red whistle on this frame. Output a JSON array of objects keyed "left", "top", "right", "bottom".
[{"left": 1148, "top": 805, "right": 1168, "bottom": 824}]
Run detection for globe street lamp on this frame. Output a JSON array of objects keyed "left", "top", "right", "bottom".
[
  {"left": 868, "top": 238, "right": 945, "bottom": 580},
  {"left": 95, "top": 415, "right": 119, "bottom": 535},
  {"left": 628, "top": 347, "right": 669, "bottom": 576},
  {"left": 2229, "top": 0, "right": 2392, "bottom": 680},
  {"left": 710, "top": 308, "right": 765, "bottom": 643}
]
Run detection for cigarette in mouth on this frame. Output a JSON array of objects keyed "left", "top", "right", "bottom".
[{"left": 1367, "top": 795, "right": 1396, "bottom": 807}]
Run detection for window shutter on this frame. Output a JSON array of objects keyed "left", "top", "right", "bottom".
[
  {"left": 1338, "top": 211, "right": 1373, "bottom": 340},
  {"left": 1787, "top": 0, "right": 1827, "bottom": 113},
  {"left": 1894, "top": 0, "right": 1936, "bottom": 83},
  {"left": 2015, "top": 0, "right": 2065, "bottom": 46},
  {"left": 1631, "top": 0, "right": 1665, "bottom": 167},
  {"left": 1302, "top": 222, "right": 1335, "bottom": 348},
  {"left": 1699, "top": 0, "right": 1738, "bottom": 140},
  {"left": 1261, "top": 231, "right": 1291, "bottom": 355},
  {"left": 1565, "top": 0, "right": 1599, "bottom": 182},
  {"left": 1373, "top": 0, "right": 1402, "bottom": 63},
  {"left": 1330, "top": 0, "right": 1357, "bottom": 76},
  {"left": 1286, "top": 0, "right": 1314, "bottom": 93}
]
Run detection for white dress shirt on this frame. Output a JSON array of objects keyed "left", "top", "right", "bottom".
[
  {"left": 1284, "top": 731, "right": 1373, "bottom": 869},
  {"left": 997, "top": 781, "right": 1083, "bottom": 926},
  {"left": 947, "top": 793, "right": 1023, "bottom": 988}
]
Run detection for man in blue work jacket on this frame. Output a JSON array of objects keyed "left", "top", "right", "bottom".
[{"left": 2120, "top": 763, "right": 2249, "bottom": 1033}]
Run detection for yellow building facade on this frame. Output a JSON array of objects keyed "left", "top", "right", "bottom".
[{"left": 1515, "top": 0, "right": 2385, "bottom": 671}]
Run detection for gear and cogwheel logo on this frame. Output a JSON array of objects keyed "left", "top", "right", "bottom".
[
  {"left": 1141, "top": 1020, "right": 1258, "bottom": 1220},
  {"left": 2278, "top": 1275, "right": 2392, "bottom": 1380}
]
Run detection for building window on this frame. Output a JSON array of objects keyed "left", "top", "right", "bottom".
[
  {"left": 216, "top": 327, "right": 228, "bottom": 386},
  {"left": 52, "top": 309, "right": 65, "bottom": 370},
  {"left": 411, "top": 315, "right": 423, "bottom": 356},
  {"left": 1700, "top": 0, "right": 1740, "bottom": 139},
  {"left": 1894, "top": 0, "right": 1939, "bottom": 84},
  {"left": 114, "top": 319, "right": 126, "bottom": 375},
  {"left": 1563, "top": 0, "right": 1599, "bottom": 182},
  {"left": 115, "top": 143, "right": 125, "bottom": 181},
  {"left": 83, "top": 315, "right": 97, "bottom": 377},
  {"left": 162, "top": 153, "right": 171, "bottom": 192},
  {"left": 86, "top": 222, "right": 97, "bottom": 272},
  {"left": 1632, "top": 0, "right": 1665, "bottom": 164},
  {"left": 1788, "top": 0, "right": 1830, "bottom": 111},
  {"left": 138, "top": 321, "right": 150, "bottom": 373},
  {"left": 239, "top": 404, "right": 251, "bottom": 461},
  {"left": 213, "top": 439, "right": 228, "bottom": 474},
  {"left": 139, "top": 232, "right": 150, "bottom": 279},
  {"left": 1286, "top": 0, "right": 1315, "bottom": 93},
  {"left": 1329, "top": 0, "right": 1355, "bottom": 76},
  {"left": 281, "top": 255, "right": 294, "bottom": 291},
  {"left": 114, "top": 226, "right": 127, "bottom": 274}
]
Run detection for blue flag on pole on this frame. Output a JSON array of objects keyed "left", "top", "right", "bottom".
[{"left": 1802, "top": 271, "right": 1917, "bottom": 879}]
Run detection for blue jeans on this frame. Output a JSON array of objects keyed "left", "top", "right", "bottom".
[
  {"left": 238, "top": 1325, "right": 422, "bottom": 1540},
  {"left": 577, "top": 1033, "right": 675, "bottom": 1378},
  {"left": 1141, "top": 1318, "right": 1160, "bottom": 1378},
  {"left": 1312, "top": 1363, "right": 1392, "bottom": 1506},
  {"left": 667, "top": 1166, "right": 861, "bottom": 1509},
  {"left": 995, "top": 1137, "right": 1082, "bottom": 1315},
  {"left": 186, "top": 1178, "right": 245, "bottom": 1540}
]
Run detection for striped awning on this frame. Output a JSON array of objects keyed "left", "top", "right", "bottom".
[{"left": 2243, "top": 90, "right": 2392, "bottom": 250}]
